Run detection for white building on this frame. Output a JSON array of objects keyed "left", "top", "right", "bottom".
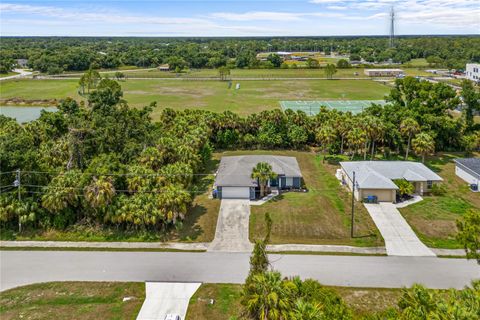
[{"left": 466, "top": 63, "right": 480, "bottom": 83}]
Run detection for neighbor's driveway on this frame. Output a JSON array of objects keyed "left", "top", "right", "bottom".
[
  {"left": 136, "top": 282, "right": 201, "bottom": 320},
  {"left": 208, "top": 199, "right": 253, "bottom": 252},
  {"left": 364, "top": 203, "right": 436, "bottom": 257}
]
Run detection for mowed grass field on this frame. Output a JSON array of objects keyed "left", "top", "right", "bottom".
[
  {"left": 399, "top": 153, "right": 480, "bottom": 249},
  {"left": 0, "top": 78, "right": 390, "bottom": 117},
  {"left": 214, "top": 150, "right": 383, "bottom": 247},
  {"left": 98, "top": 67, "right": 430, "bottom": 79}
]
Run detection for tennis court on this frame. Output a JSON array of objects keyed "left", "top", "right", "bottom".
[{"left": 280, "top": 100, "right": 387, "bottom": 115}]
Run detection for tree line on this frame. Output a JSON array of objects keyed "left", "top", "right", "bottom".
[
  {"left": 1, "top": 36, "right": 479, "bottom": 74},
  {"left": 0, "top": 76, "right": 479, "bottom": 235}
]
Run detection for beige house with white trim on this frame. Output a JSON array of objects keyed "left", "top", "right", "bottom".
[{"left": 340, "top": 161, "right": 443, "bottom": 203}]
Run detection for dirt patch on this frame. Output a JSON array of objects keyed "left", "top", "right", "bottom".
[
  {"left": 0, "top": 97, "right": 59, "bottom": 106},
  {"left": 149, "top": 85, "right": 216, "bottom": 98},
  {"left": 408, "top": 216, "right": 457, "bottom": 238}
]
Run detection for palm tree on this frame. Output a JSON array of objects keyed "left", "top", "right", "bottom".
[
  {"left": 347, "top": 127, "right": 366, "bottom": 160},
  {"left": 243, "top": 271, "right": 293, "bottom": 320},
  {"left": 84, "top": 176, "right": 116, "bottom": 209},
  {"left": 315, "top": 124, "right": 336, "bottom": 162},
  {"left": 412, "top": 132, "right": 435, "bottom": 163},
  {"left": 400, "top": 118, "right": 420, "bottom": 160},
  {"left": 251, "top": 162, "right": 277, "bottom": 198},
  {"left": 293, "top": 299, "right": 323, "bottom": 320}
]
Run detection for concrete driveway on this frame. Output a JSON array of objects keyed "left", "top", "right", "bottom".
[
  {"left": 364, "top": 203, "right": 436, "bottom": 257},
  {"left": 136, "top": 282, "right": 201, "bottom": 320},
  {"left": 208, "top": 199, "right": 253, "bottom": 252}
]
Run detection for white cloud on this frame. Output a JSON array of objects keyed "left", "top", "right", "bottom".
[
  {"left": 0, "top": 3, "right": 208, "bottom": 25},
  {"left": 211, "top": 11, "right": 305, "bottom": 21}
]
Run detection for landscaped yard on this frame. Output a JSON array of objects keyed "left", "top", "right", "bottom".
[
  {"left": 0, "top": 78, "right": 390, "bottom": 117},
  {"left": 215, "top": 150, "right": 383, "bottom": 247},
  {"left": 399, "top": 153, "right": 480, "bottom": 249}
]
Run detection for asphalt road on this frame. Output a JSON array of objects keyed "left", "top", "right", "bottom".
[{"left": 1, "top": 251, "right": 478, "bottom": 291}]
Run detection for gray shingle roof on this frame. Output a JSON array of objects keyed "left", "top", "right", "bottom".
[
  {"left": 215, "top": 155, "right": 302, "bottom": 187},
  {"left": 454, "top": 158, "right": 480, "bottom": 179},
  {"left": 340, "top": 161, "right": 443, "bottom": 189}
]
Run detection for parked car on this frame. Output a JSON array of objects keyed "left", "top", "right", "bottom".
[{"left": 165, "top": 314, "right": 181, "bottom": 320}]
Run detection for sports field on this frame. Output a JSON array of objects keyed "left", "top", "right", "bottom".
[
  {"left": 0, "top": 78, "right": 390, "bottom": 118},
  {"left": 280, "top": 100, "right": 387, "bottom": 115}
]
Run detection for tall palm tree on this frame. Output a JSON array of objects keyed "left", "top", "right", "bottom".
[
  {"left": 400, "top": 118, "right": 420, "bottom": 160},
  {"left": 315, "top": 124, "right": 336, "bottom": 163},
  {"left": 251, "top": 162, "right": 277, "bottom": 198},
  {"left": 84, "top": 176, "right": 116, "bottom": 209},
  {"left": 412, "top": 132, "right": 435, "bottom": 163},
  {"left": 347, "top": 127, "right": 366, "bottom": 160}
]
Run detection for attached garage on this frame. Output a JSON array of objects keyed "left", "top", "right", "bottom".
[
  {"left": 360, "top": 189, "right": 396, "bottom": 202},
  {"left": 220, "top": 187, "right": 251, "bottom": 199}
]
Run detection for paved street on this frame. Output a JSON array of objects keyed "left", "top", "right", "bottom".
[
  {"left": 208, "top": 199, "right": 253, "bottom": 252},
  {"left": 1, "top": 251, "right": 478, "bottom": 291},
  {"left": 364, "top": 203, "right": 436, "bottom": 256}
]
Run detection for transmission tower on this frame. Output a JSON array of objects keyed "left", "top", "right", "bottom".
[{"left": 389, "top": 7, "right": 395, "bottom": 48}]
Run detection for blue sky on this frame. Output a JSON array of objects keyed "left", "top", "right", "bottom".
[{"left": 1, "top": 0, "right": 479, "bottom": 36}]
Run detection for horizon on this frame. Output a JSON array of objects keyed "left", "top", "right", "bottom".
[{"left": 1, "top": 0, "right": 479, "bottom": 37}]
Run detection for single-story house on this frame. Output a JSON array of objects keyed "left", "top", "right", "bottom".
[
  {"left": 364, "top": 69, "right": 404, "bottom": 77},
  {"left": 454, "top": 158, "right": 479, "bottom": 190},
  {"left": 340, "top": 161, "right": 443, "bottom": 203},
  {"left": 214, "top": 155, "right": 303, "bottom": 199},
  {"left": 16, "top": 59, "right": 28, "bottom": 68},
  {"left": 158, "top": 64, "right": 170, "bottom": 71}
]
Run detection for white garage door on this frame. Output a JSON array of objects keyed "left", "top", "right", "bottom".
[{"left": 222, "top": 187, "right": 250, "bottom": 199}]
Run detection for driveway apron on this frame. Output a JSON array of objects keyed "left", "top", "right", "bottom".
[
  {"left": 208, "top": 199, "right": 253, "bottom": 252},
  {"left": 364, "top": 203, "right": 436, "bottom": 257}
]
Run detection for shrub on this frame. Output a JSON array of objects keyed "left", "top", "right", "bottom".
[{"left": 430, "top": 183, "right": 446, "bottom": 196}]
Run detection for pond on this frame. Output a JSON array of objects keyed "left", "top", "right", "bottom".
[{"left": 0, "top": 106, "right": 58, "bottom": 123}]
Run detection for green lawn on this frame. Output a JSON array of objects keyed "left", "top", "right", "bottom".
[
  {"left": 215, "top": 150, "right": 383, "bottom": 247},
  {"left": 0, "top": 282, "right": 145, "bottom": 320},
  {"left": 0, "top": 72, "right": 19, "bottom": 78},
  {"left": 399, "top": 153, "right": 480, "bottom": 249},
  {"left": 0, "top": 78, "right": 390, "bottom": 117},
  {"left": 1, "top": 282, "right": 404, "bottom": 320},
  {"left": 98, "top": 67, "right": 430, "bottom": 79}
]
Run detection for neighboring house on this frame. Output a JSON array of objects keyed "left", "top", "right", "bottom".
[
  {"left": 16, "top": 59, "right": 28, "bottom": 68},
  {"left": 214, "top": 155, "right": 303, "bottom": 199},
  {"left": 466, "top": 63, "right": 480, "bottom": 83},
  {"left": 340, "top": 161, "right": 443, "bottom": 203},
  {"left": 364, "top": 69, "right": 404, "bottom": 77},
  {"left": 454, "top": 158, "right": 480, "bottom": 190},
  {"left": 158, "top": 64, "right": 170, "bottom": 71}
]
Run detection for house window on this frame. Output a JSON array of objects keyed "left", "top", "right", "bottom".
[{"left": 427, "top": 180, "right": 433, "bottom": 189}]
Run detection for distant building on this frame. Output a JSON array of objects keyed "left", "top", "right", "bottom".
[
  {"left": 275, "top": 51, "right": 292, "bottom": 60},
  {"left": 158, "top": 64, "right": 170, "bottom": 71},
  {"left": 364, "top": 69, "right": 404, "bottom": 77},
  {"left": 466, "top": 63, "right": 480, "bottom": 83},
  {"left": 16, "top": 59, "right": 28, "bottom": 68}
]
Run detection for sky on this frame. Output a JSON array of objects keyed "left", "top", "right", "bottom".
[{"left": 1, "top": 0, "right": 479, "bottom": 37}]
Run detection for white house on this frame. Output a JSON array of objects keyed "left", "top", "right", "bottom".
[
  {"left": 454, "top": 158, "right": 480, "bottom": 190},
  {"left": 466, "top": 63, "right": 480, "bottom": 83},
  {"left": 340, "top": 161, "right": 443, "bottom": 203}
]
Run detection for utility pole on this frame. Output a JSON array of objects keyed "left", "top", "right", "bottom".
[
  {"left": 14, "top": 169, "right": 21, "bottom": 233},
  {"left": 351, "top": 171, "right": 355, "bottom": 238}
]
